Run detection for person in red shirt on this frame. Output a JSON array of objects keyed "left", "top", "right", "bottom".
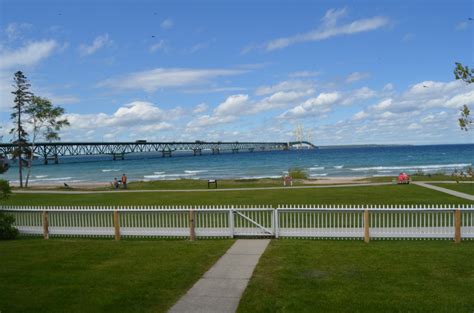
[{"left": 121, "top": 174, "right": 127, "bottom": 189}]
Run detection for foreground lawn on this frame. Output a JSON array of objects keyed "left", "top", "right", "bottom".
[
  {"left": 5, "top": 184, "right": 473, "bottom": 206},
  {"left": 238, "top": 240, "right": 474, "bottom": 313},
  {"left": 433, "top": 183, "right": 474, "bottom": 195},
  {"left": 0, "top": 238, "right": 233, "bottom": 313}
]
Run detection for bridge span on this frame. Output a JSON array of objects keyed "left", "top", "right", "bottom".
[{"left": 0, "top": 141, "right": 316, "bottom": 164}]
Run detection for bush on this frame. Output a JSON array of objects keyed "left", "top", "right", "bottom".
[
  {"left": 288, "top": 168, "right": 308, "bottom": 179},
  {"left": 0, "top": 212, "right": 18, "bottom": 240},
  {"left": 0, "top": 179, "right": 11, "bottom": 199}
]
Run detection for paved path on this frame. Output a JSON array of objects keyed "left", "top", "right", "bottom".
[
  {"left": 168, "top": 239, "right": 270, "bottom": 313},
  {"left": 414, "top": 182, "right": 474, "bottom": 201},
  {"left": 12, "top": 182, "right": 392, "bottom": 194}
]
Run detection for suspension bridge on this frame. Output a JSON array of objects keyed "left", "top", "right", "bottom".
[{"left": 0, "top": 141, "right": 317, "bottom": 164}]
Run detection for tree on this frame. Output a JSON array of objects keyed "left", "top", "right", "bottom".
[
  {"left": 10, "top": 71, "right": 32, "bottom": 188},
  {"left": 454, "top": 63, "right": 473, "bottom": 131},
  {"left": 24, "top": 96, "right": 70, "bottom": 187}
]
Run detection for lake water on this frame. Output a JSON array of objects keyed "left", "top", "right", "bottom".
[{"left": 2, "top": 144, "right": 474, "bottom": 184}]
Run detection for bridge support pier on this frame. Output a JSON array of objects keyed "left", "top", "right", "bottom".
[
  {"left": 248, "top": 148, "right": 254, "bottom": 153},
  {"left": 44, "top": 154, "right": 59, "bottom": 165},
  {"left": 112, "top": 153, "right": 125, "bottom": 161},
  {"left": 232, "top": 148, "right": 239, "bottom": 154},
  {"left": 162, "top": 150, "right": 172, "bottom": 157},
  {"left": 212, "top": 148, "right": 220, "bottom": 155},
  {"left": 193, "top": 149, "right": 202, "bottom": 156}
]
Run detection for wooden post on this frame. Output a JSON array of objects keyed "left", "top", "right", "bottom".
[
  {"left": 42, "top": 210, "right": 49, "bottom": 239},
  {"left": 113, "top": 209, "right": 120, "bottom": 241},
  {"left": 189, "top": 208, "right": 196, "bottom": 241},
  {"left": 454, "top": 209, "right": 461, "bottom": 243},
  {"left": 364, "top": 209, "right": 370, "bottom": 243}
]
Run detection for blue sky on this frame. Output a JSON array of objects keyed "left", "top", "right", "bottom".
[{"left": 0, "top": 0, "right": 473, "bottom": 145}]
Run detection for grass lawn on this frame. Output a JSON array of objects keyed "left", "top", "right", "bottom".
[
  {"left": 0, "top": 238, "right": 233, "bottom": 313},
  {"left": 432, "top": 183, "right": 474, "bottom": 195},
  {"left": 5, "top": 184, "right": 474, "bottom": 206},
  {"left": 238, "top": 240, "right": 474, "bottom": 313}
]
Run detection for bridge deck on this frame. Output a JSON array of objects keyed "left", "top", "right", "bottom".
[{"left": 0, "top": 141, "right": 316, "bottom": 160}]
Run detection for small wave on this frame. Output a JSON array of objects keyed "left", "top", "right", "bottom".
[
  {"left": 154, "top": 171, "right": 165, "bottom": 175},
  {"left": 309, "top": 167, "right": 325, "bottom": 170},
  {"left": 239, "top": 175, "right": 282, "bottom": 180},
  {"left": 184, "top": 170, "right": 208, "bottom": 174},
  {"left": 35, "top": 175, "right": 48, "bottom": 178},
  {"left": 310, "top": 173, "right": 328, "bottom": 177},
  {"left": 351, "top": 163, "right": 472, "bottom": 172},
  {"left": 102, "top": 169, "right": 120, "bottom": 172},
  {"left": 334, "top": 165, "right": 343, "bottom": 169},
  {"left": 27, "top": 177, "right": 73, "bottom": 183},
  {"left": 144, "top": 173, "right": 194, "bottom": 180}
]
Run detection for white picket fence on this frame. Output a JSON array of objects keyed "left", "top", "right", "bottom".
[{"left": 1, "top": 204, "right": 473, "bottom": 240}]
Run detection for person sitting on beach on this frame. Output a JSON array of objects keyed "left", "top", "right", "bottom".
[
  {"left": 113, "top": 177, "right": 120, "bottom": 190},
  {"left": 121, "top": 174, "right": 127, "bottom": 189}
]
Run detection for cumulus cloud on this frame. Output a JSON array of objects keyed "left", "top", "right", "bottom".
[
  {"left": 279, "top": 92, "right": 341, "bottom": 119},
  {"left": 62, "top": 101, "right": 174, "bottom": 140},
  {"left": 79, "top": 34, "right": 112, "bottom": 56},
  {"left": 260, "top": 8, "right": 389, "bottom": 51},
  {"left": 4, "top": 22, "right": 32, "bottom": 41},
  {"left": 98, "top": 67, "right": 247, "bottom": 92},
  {"left": 193, "top": 103, "right": 208, "bottom": 114},
  {"left": 0, "top": 39, "right": 58, "bottom": 69}
]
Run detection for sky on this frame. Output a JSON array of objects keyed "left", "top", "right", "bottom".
[{"left": 0, "top": 0, "right": 473, "bottom": 145}]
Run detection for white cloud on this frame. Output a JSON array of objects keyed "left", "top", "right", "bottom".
[
  {"left": 193, "top": 103, "right": 208, "bottom": 114},
  {"left": 261, "top": 8, "right": 389, "bottom": 51},
  {"left": 213, "top": 94, "right": 249, "bottom": 116},
  {"left": 79, "top": 34, "right": 112, "bottom": 56},
  {"left": 4, "top": 22, "right": 32, "bottom": 41},
  {"left": 161, "top": 18, "right": 174, "bottom": 30},
  {"left": 352, "top": 110, "right": 369, "bottom": 120},
  {"left": 250, "top": 89, "right": 314, "bottom": 114},
  {"left": 289, "top": 71, "right": 321, "bottom": 78},
  {"left": 279, "top": 92, "right": 341, "bottom": 119},
  {"left": 99, "top": 67, "right": 247, "bottom": 92},
  {"left": 255, "top": 80, "right": 315, "bottom": 96},
  {"left": 62, "top": 101, "right": 174, "bottom": 140},
  {"left": 346, "top": 72, "right": 370, "bottom": 83},
  {"left": 149, "top": 40, "right": 168, "bottom": 53},
  {"left": 383, "top": 83, "right": 394, "bottom": 91},
  {"left": 0, "top": 40, "right": 58, "bottom": 69}
]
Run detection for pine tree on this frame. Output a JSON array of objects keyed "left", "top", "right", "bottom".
[{"left": 10, "top": 71, "right": 33, "bottom": 188}]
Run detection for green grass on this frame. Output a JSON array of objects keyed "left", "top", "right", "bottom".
[
  {"left": 238, "top": 240, "right": 474, "bottom": 313},
  {"left": 432, "top": 183, "right": 474, "bottom": 195},
  {"left": 0, "top": 238, "right": 233, "bottom": 313},
  {"left": 5, "top": 184, "right": 474, "bottom": 206},
  {"left": 365, "top": 174, "right": 465, "bottom": 183}
]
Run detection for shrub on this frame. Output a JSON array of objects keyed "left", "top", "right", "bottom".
[
  {"left": 0, "top": 179, "right": 11, "bottom": 199},
  {"left": 0, "top": 212, "right": 18, "bottom": 240},
  {"left": 288, "top": 168, "right": 308, "bottom": 179}
]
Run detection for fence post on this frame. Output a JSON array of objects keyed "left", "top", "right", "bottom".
[
  {"left": 189, "top": 208, "right": 196, "bottom": 241},
  {"left": 364, "top": 209, "right": 370, "bottom": 243},
  {"left": 228, "top": 206, "right": 234, "bottom": 238},
  {"left": 42, "top": 210, "right": 49, "bottom": 240},
  {"left": 274, "top": 208, "right": 279, "bottom": 239},
  {"left": 113, "top": 208, "right": 120, "bottom": 241},
  {"left": 454, "top": 209, "right": 461, "bottom": 243}
]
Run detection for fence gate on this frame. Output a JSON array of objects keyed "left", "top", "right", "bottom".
[{"left": 231, "top": 207, "right": 274, "bottom": 237}]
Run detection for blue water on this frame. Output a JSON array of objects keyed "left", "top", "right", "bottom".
[{"left": 2, "top": 144, "right": 474, "bottom": 184}]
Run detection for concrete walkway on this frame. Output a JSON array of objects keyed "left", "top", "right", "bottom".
[
  {"left": 168, "top": 239, "right": 270, "bottom": 313},
  {"left": 12, "top": 182, "right": 392, "bottom": 194},
  {"left": 414, "top": 182, "right": 474, "bottom": 201}
]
